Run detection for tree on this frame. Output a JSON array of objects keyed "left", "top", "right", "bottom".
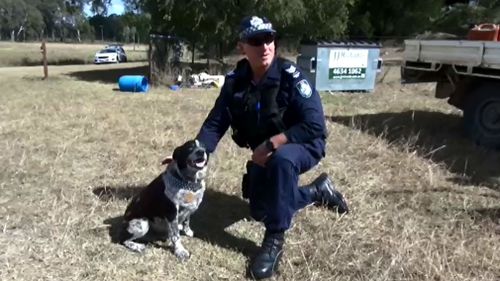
[
  {"left": 431, "top": 1, "right": 500, "bottom": 36},
  {"left": 349, "top": 0, "right": 444, "bottom": 38},
  {"left": 88, "top": 0, "right": 111, "bottom": 16},
  {"left": 35, "top": 0, "right": 61, "bottom": 39},
  {"left": 143, "top": 0, "right": 358, "bottom": 62},
  {"left": 88, "top": 14, "right": 106, "bottom": 40},
  {"left": 130, "top": 26, "right": 136, "bottom": 43},
  {"left": 123, "top": 25, "right": 131, "bottom": 42},
  {"left": 121, "top": 11, "right": 150, "bottom": 43},
  {"left": 481, "top": 0, "right": 500, "bottom": 22},
  {"left": 107, "top": 14, "right": 125, "bottom": 41},
  {"left": 123, "top": 0, "right": 144, "bottom": 14},
  {"left": 24, "top": 2, "right": 45, "bottom": 40},
  {"left": 296, "top": 0, "right": 354, "bottom": 40},
  {"left": 0, "top": 0, "right": 25, "bottom": 40}
]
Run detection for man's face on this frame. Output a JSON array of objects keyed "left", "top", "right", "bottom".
[{"left": 240, "top": 33, "right": 276, "bottom": 70}]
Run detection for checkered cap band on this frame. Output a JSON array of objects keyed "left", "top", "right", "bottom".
[{"left": 239, "top": 16, "right": 276, "bottom": 40}]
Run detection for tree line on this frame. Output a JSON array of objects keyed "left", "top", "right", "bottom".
[
  {"left": 0, "top": 0, "right": 149, "bottom": 42},
  {"left": 126, "top": 0, "right": 500, "bottom": 59},
  {"left": 2, "top": 0, "right": 500, "bottom": 47}
]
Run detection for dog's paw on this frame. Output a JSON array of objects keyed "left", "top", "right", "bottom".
[
  {"left": 178, "top": 224, "right": 194, "bottom": 237},
  {"left": 182, "top": 227, "right": 194, "bottom": 237},
  {"left": 174, "top": 245, "right": 190, "bottom": 261},
  {"left": 123, "top": 241, "right": 146, "bottom": 253}
]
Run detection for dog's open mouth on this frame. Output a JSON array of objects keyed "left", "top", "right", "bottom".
[{"left": 190, "top": 157, "right": 206, "bottom": 169}]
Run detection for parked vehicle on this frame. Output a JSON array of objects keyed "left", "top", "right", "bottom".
[
  {"left": 105, "top": 43, "right": 125, "bottom": 50},
  {"left": 401, "top": 38, "right": 500, "bottom": 148},
  {"left": 105, "top": 44, "right": 127, "bottom": 59},
  {"left": 94, "top": 46, "right": 127, "bottom": 64}
]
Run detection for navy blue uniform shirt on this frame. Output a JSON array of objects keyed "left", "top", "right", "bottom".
[{"left": 196, "top": 57, "right": 327, "bottom": 159}]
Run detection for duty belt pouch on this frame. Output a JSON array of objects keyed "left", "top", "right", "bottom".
[
  {"left": 241, "top": 160, "right": 253, "bottom": 199},
  {"left": 228, "top": 87, "right": 251, "bottom": 148}
]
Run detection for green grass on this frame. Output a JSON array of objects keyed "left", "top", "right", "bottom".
[{"left": 0, "top": 42, "right": 148, "bottom": 67}]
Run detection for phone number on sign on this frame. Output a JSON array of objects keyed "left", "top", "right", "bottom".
[{"left": 329, "top": 67, "right": 366, "bottom": 79}]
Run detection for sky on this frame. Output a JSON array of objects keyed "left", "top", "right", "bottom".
[{"left": 84, "top": 0, "right": 125, "bottom": 17}]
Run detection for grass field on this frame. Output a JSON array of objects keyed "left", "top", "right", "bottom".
[
  {"left": 0, "top": 60, "right": 499, "bottom": 281},
  {"left": 0, "top": 42, "right": 148, "bottom": 67}
]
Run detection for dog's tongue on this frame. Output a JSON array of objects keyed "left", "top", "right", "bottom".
[{"left": 195, "top": 160, "right": 206, "bottom": 168}]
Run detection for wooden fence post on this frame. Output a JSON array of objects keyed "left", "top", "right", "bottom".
[{"left": 40, "top": 40, "right": 48, "bottom": 80}]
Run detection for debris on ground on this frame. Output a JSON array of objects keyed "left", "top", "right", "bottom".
[{"left": 171, "top": 72, "right": 225, "bottom": 90}]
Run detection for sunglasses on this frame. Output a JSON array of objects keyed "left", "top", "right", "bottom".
[{"left": 245, "top": 34, "right": 275, "bottom": 47}]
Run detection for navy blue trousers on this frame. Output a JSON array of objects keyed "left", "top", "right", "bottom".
[{"left": 247, "top": 143, "right": 321, "bottom": 233}]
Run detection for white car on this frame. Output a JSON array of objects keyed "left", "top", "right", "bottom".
[{"left": 94, "top": 48, "right": 124, "bottom": 64}]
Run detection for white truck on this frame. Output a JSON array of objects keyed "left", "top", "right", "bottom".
[{"left": 401, "top": 40, "right": 500, "bottom": 148}]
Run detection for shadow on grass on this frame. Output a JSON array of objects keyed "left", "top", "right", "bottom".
[
  {"left": 469, "top": 207, "right": 500, "bottom": 225},
  {"left": 378, "top": 186, "right": 500, "bottom": 199},
  {"left": 93, "top": 185, "right": 258, "bottom": 256},
  {"left": 67, "top": 65, "right": 149, "bottom": 84},
  {"left": 328, "top": 110, "right": 500, "bottom": 191},
  {"left": 375, "top": 187, "right": 500, "bottom": 231}
]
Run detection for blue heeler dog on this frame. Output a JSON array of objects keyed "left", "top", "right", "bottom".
[{"left": 120, "top": 140, "right": 208, "bottom": 261}]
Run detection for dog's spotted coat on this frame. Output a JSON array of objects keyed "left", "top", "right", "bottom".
[{"left": 120, "top": 140, "right": 208, "bottom": 261}]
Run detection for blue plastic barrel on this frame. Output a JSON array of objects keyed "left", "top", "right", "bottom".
[
  {"left": 169, "top": 84, "right": 180, "bottom": 91},
  {"left": 118, "top": 75, "right": 149, "bottom": 93}
]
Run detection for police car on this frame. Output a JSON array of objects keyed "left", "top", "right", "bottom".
[{"left": 94, "top": 46, "right": 127, "bottom": 64}]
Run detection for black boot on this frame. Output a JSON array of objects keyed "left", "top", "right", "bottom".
[
  {"left": 249, "top": 231, "right": 285, "bottom": 280},
  {"left": 303, "top": 173, "right": 349, "bottom": 214}
]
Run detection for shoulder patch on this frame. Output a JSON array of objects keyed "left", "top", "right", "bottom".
[
  {"left": 226, "top": 70, "right": 236, "bottom": 77},
  {"left": 293, "top": 71, "right": 300, "bottom": 78},
  {"left": 296, "top": 79, "right": 312, "bottom": 98},
  {"left": 284, "top": 64, "right": 296, "bottom": 74}
]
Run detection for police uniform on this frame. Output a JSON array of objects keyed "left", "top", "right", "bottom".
[{"left": 196, "top": 56, "right": 327, "bottom": 233}]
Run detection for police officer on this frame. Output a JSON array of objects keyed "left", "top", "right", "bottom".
[{"left": 195, "top": 16, "right": 349, "bottom": 279}]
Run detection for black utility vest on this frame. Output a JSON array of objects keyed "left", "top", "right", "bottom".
[{"left": 225, "top": 58, "right": 290, "bottom": 149}]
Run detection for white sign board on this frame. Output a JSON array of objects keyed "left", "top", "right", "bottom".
[{"left": 328, "top": 49, "right": 369, "bottom": 79}]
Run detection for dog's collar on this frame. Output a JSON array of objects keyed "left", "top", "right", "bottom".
[
  {"left": 162, "top": 172, "right": 204, "bottom": 208},
  {"left": 163, "top": 171, "right": 203, "bottom": 191}
]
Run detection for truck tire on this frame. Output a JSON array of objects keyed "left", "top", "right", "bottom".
[{"left": 463, "top": 83, "right": 500, "bottom": 148}]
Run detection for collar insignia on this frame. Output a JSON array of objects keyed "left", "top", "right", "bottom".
[{"left": 284, "top": 65, "right": 296, "bottom": 74}]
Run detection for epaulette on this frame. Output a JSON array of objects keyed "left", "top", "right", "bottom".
[{"left": 281, "top": 60, "right": 301, "bottom": 79}]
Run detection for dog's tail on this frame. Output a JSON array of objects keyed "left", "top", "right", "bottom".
[{"left": 161, "top": 156, "right": 173, "bottom": 165}]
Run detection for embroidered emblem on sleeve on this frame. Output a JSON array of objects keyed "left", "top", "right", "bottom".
[{"left": 296, "top": 79, "right": 312, "bottom": 98}]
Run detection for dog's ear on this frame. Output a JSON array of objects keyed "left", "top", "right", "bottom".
[
  {"left": 161, "top": 156, "right": 173, "bottom": 165},
  {"left": 172, "top": 145, "right": 183, "bottom": 162}
]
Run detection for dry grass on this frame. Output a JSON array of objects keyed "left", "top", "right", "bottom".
[
  {"left": 0, "top": 42, "right": 148, "bottom": 67},
  {"left": 0, "top": 63, "right": 499, "bottom": 281}
]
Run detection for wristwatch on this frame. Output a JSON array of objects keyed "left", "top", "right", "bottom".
[{"left": 265, "top": 139, "right": 276, "bottom": 152}]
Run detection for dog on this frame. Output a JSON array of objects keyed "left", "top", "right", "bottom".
[{"left": 120, "top": 139, "right": 209, "bottom": 261}]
